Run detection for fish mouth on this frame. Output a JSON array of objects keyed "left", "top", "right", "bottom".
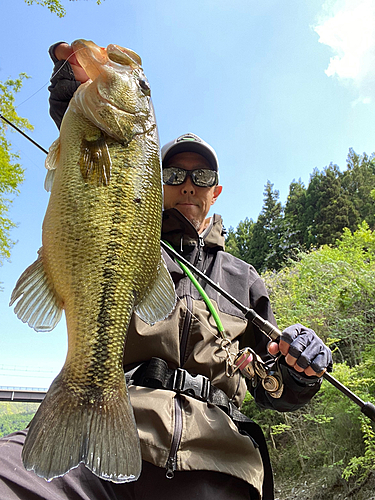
[
  {"left": 72, "top": 40, "right": 143, "bottom": 81},
  {"left": 72, "top": 39, "right": 108, "bottom": 81},
  {"left": 107, "top": 44, "right": 142, "bottom": 68}
]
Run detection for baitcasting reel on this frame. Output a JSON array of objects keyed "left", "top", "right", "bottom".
[{"left": 234, "top": 347, "right": 284, "bottom": 398}]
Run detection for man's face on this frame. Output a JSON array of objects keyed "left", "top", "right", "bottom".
[{"left": 163, "top": 152, "right": 222, "bottom": 233}]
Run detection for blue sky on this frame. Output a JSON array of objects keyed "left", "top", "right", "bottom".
[{"left": 1, "top": 0, "right": 375, "bottom": 388}]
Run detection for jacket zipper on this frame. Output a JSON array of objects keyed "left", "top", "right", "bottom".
[
  {"left": 198, "top": 235, "right": 204, "bottom": 262},
  {"left": 165, "top": 395, "right": 183, "bottom": 479},
  {"left": 165, "top": 294, "right": 192, "bottom": 478},
  {"left": 179, "top": 295, "right": 192, "bottom": 366},
  {"left": 165, "top": 237, "right": 202, "bottom": 478}
]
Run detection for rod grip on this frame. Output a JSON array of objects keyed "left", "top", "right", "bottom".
[
  {"left": 248, "top": 312, "right": 281, "bottom": 342},
  {"left": 361, "top": 402, "right": 375, "bottom": 423}
]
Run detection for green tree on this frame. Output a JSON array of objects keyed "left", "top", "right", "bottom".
[
  {"left": 0, "top": 75, "right": 32, "bottom": 264},
  {"left": 342, "top": 148, "right": 375, "bottom": 229},
  {"left": 304, "top": 164, "right": 358, "bottom": 248},
  {"left": 241, "top": 225, "right": 375, "bottom": 495},
  {"left": 0, "top": 402, "right": 40, "bottom": 437},
  {"left": 225, "top": 218, "right": 255, "bottom": 262},
  {"left": 264, "top": 221, "right": 375, "bottom": 365},
  {"left": 247, "top": 181, "right": 284, "bottom": 272},
  {"left": 0, "top": 413, "right": 35, "bottom": 438},
  {"left": 284, "top": 178, "right": 307, "bottom": 251}
]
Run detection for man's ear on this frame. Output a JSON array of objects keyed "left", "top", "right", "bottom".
[{"left": 211, "top": 185, "right": 222, "bottom": 205}]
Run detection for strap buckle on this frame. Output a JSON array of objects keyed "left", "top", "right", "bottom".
[{"left": 172, "top": 368, "right": 211, "bottom": 401}]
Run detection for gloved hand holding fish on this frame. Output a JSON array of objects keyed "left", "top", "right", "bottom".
[{"left": 10, "top": 39, "right": 176, "bottom": 483}]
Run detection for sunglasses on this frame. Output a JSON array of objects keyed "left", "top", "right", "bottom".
[{"left": 162, "top": 167, "right": 218, "bottom": 188}]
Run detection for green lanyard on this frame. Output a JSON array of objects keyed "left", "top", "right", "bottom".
[{"left": 163, "top": 241, "right": 226, "bottom": 339}]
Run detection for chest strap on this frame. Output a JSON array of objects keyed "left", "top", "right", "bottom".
[{"left": 126, "top": 357, "right": 247, "bottom": 422}]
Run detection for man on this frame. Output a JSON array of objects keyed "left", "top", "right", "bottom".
[{"left": 0, "top": 43, "right": 332, "bottom": 500}]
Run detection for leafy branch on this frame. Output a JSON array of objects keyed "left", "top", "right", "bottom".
[{"left": 24, "top": 0, "right": 103, "bottom": 18}]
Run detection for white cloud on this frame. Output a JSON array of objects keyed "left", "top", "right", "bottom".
[{"left": 314, "top": 0, "right": 375, "bottom": 102}]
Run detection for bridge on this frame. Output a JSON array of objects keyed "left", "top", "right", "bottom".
[{"left": 0, "top": 387, "right": 47, "bottom": 403}]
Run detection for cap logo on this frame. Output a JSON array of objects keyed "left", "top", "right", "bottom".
[{"left": 176, "top": 133, "right": 201, "bottom": 143}]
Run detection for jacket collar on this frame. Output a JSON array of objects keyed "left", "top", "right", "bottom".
[{"left": 162, "top": 208, "right": 225, "bottom": 251}]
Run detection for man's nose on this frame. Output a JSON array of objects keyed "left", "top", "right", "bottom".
[{"left": 180, "top": 175, "right": 195, "bottom": 195}]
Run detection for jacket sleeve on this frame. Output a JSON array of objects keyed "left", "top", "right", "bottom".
[
  {"left": 48, "top": 42, "right": 81, "bottom": 129},
  {"left": 240, "top": 273, "right": 322, "bottom": 412}
]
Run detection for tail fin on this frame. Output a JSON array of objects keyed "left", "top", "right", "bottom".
[{"left": 22, "top": 371, "right": 141, "bottom": 483}]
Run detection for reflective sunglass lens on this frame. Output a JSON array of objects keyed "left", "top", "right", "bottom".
[
  {"left": 162, "top": 168, "right": 186, "bottom": 185},
  {"left": 163, "top": 167, "right": 217, "bottom": 187},
  {"left": 191, "top": 170, "right": 217, "bottom": 187}
]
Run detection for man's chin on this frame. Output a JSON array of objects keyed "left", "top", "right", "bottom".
[{"left": 175, "top": 207, "right": 202, "bottom": 231}]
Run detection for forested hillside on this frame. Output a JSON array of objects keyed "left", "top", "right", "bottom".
[
  {"left": 0, "top": 402, "right": 39, "bottom": 438},
  {"left": 227, "top": 150, "right": 375, "bottom": 499}
]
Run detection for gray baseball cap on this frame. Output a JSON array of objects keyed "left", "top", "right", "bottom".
[{"left": 161, "top": 133, "right": 219, "bottom": 171}]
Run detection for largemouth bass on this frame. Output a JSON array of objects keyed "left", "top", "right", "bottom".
[{"left": 10, "top": 39, "right": 176, "bottom": 483}]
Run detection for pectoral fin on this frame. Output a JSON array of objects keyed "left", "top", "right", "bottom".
[
  {"left": 135, "top": 257, "right": 176, "bottom": 325},
  {"left": 9, "top": 248, "right": 63, "bottom": 332},
  {"left": 44, "top": 138, "right": 60, "bottom": 192},
  {"left": 80, "top": 134, "right": 112, "bottom": 186}
]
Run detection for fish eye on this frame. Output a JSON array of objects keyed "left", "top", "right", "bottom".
[{"left": 138, "top": 78, "right": 151, "bottom": 96}]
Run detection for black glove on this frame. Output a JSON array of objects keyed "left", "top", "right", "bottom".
[{"left": 281, "top": 323, "right": 333, "bottom": 374}]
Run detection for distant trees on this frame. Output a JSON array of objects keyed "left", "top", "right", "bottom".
[
  {"left": 0, "top": 402, "right": 39, "bottom": 437},
  {"left": 228, "top": 148, "right": 375, "bottom": 494},
  {"left": 227, "top": 149, "right": 375, "bottom": 272}
]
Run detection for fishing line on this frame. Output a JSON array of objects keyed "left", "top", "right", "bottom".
[
  {"left": 1, "top": 48, "right": 89, "bottom": 154},
  {"left": 15, "top": 48, "right": 87, "bottom": 110}
]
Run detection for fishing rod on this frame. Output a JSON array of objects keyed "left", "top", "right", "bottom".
[
  {"left": 160, "top": 240, "right": 375, "bottom": 423},
  {"left": 0, "top": 113, "right": 48, "bottom": 155},
  {"left": 4, "top": 114, "right": 375, "bottom": 422}
]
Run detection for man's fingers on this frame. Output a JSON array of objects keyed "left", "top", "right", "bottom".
[
  {"left": 279, "top": 339, "right": 290, "bottom": 357},
  {"left": 282, "top": 339, "right": 327, "bottom": 376},
  {"left": 305, "top": 366, "right": 326, "bottom": 377},
  {"left": 54, "top": 43, "right": 74, "bottom": 61},
  {"left": 54, "top": 43, "right": 89, "bottom": 83},
  {"left": 267, "top": 341, "right": 280, "bottom": 356}
]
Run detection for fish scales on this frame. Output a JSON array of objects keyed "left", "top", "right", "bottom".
[{"left": 10, "top": 39, "right": 175, "bottom": 483}]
